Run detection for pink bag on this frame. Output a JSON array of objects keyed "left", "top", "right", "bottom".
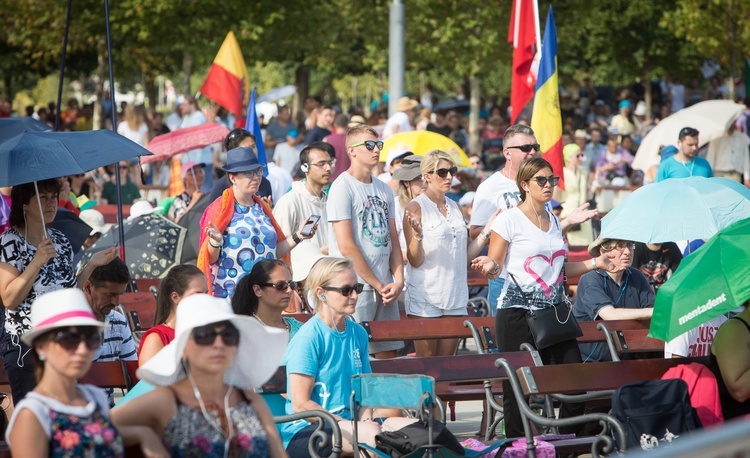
[{"left": 501, "top": 438, "right": 555, "bottom": 458}]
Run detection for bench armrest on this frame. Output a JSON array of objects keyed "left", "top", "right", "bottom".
[{"left": 274, "top": 410, "right": 342, "bottom": 458}]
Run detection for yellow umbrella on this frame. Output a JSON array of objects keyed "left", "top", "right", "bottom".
[{"left": 379, "top": 131, "right": 471, "bottom": 167}]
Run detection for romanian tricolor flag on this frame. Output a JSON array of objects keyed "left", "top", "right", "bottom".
[
  {"left": 530, "top": 6, "right": 564, "bottom": 189},
  {"left": 199, "top": 32, "right": 249, "bottom": 119}
]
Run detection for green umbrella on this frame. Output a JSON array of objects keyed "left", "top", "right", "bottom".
[{"left": 649, "top": 217, "right": 750, "bottom": 342}]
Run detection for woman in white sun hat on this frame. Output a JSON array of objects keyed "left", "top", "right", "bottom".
[
  {"left": 6, "top": 288, "right": 162, "bottom": 457},
  {"left": 112, "top": 294, "right": 288, "bottom": 457}
]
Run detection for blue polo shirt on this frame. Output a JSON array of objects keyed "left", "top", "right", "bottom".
[
  {"left": 655, "top": 156, "right": 713, "bottom": 182},
  {"left": 574, "top": 267, "right": 654, "bottom": 362}
]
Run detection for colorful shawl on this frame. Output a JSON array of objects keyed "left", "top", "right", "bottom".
[{"left": 197, "top": 187, "right": 288, "bottom": 295}]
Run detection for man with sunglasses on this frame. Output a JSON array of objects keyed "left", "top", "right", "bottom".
[
  {"left": 274, "top": 142, "right": 333, "bottom": 257},
  {"left": 82, "top": 257, "right": 137, "bottom": 405},
  {"left": 471, "top": 124, "right": 599, "bottom": 313},
  {"left": 655, "top": 127, "right": 713, "bottom": 181},
  {"left": 327, "top": 124, "right": 404, "bottom": 358}
]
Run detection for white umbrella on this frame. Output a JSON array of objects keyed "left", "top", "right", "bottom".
[
  {"left": 257, "top": 85, "right": 296, "bottom": 103},
  {"left": 632, "top": 100, "right": 745, "bottom": 172}
]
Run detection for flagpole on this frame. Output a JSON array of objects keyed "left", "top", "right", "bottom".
[{"left": 532, "top": 0, "right": 542, "bottom": 52}]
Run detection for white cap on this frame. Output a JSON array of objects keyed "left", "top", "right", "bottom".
[
  {"left": 458, "top": 191, "right": 476, "bottom": 206},
  {"left": 127, "top": 200, "right": 155, "bottom": 221},
  {"left": 79, "top": 209, "right": 107, "bottom": 236}
]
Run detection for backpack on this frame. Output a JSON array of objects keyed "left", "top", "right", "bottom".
[
  {"left": 375, "top": 419, "right": 465, "bottom": 457},
  {"left": 610, "top": 378, "right": 702, "bottom": 451}
]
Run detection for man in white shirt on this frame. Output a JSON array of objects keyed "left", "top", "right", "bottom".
[
  {"left": 706, "top": 124, "right": 750, "bottom": 187},
  {"left": 382, "top": 97, "right": 418, "bottom": 139}
]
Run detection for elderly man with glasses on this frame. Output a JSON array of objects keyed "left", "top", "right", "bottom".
[
  {"left": 655, "top": 126, "right": 714, "bottom": 181},
  {"left": 574, "top": 237, "right": 655, "bottom": 362}
]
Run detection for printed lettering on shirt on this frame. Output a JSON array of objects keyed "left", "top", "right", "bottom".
[
  {"left": 502, "top": 191, "right": 522, "bottom": 209},
  {"left": 353, "top": 348, "right": 362, "bottom": 369},
  {"left": 359, "top": 196, "right": 390, "bottom": 247}
]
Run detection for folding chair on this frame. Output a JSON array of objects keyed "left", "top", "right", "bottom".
[{"left": 351, "top": 374, "right": 506, "bottom": 458}]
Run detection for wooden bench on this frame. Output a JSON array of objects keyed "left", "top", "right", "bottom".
[
  {"left": 596, "top": 323, "right": 664, "bottom": 361},
  {"left": 496, "top": 356, "right": 710, "bottom": 457},
  {"left": 120, "top": 292, "right": 158, "bottom": 333}
]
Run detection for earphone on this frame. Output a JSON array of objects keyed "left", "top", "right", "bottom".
[
  {"left": 321, "top": 294, "right": 327, "bottom": 302},
  {"left": 300, "top": 163, "right": 309, "bottom": 173}
]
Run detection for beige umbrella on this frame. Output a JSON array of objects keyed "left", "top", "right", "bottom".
[{"left": 632, "top": 100, "right": 746, "bottom": 172}]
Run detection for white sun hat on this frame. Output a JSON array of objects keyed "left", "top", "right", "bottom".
[
  {"left": 136, "top": 294, "right": 287, "bottom": 391},
  {"left": 22, "top": 289, "right": 106, "bottom": 346}
]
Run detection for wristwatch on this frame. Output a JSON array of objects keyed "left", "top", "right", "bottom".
[
  {"left": 480, "top": 230, "right": 491, "bottom": 239},
  {"left": 292, "top": 232, "right": 302, "bottom": 244}
]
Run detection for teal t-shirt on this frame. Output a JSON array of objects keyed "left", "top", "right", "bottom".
[
  {"left": 655, "top": 156, "right": 714, "bottom": 182},
  {"left": 279, "top": 315, "right": 371, "bottom": 447}
]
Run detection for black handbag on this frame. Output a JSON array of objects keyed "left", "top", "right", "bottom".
[
  {"left": 509, "top": 273, "right": 583, "bottom": 349},
  {"left": 375, "top": 419, "right": 465, "bottom": 456}
]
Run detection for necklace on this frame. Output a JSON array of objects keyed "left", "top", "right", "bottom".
[
  {"left": 253, "top": 314, "right": 290, "bottom": 331},
  {"left": 36, "top": 386, "right": 83, "bottom": 405}
]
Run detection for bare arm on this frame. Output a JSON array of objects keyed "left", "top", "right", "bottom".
[
  {"left": 112, "top": 388, "right": 175, "bottom": 435},
  {"left": 77, "top": 247, "right": 119, "bottom": 287},
  {"left": 466, "top": 208, "right": 501, "bottom": 261},
  {"left": 243, "top": 391, "right": 288, "bottom": 458},
  {"left": 597, "top": 305, "right": 653, "bottom": 320},
  {"left": 289, "top": 373, "right": 345, "bottom": 421},
  {"left": 468, "top": 225, "right": 484, "bottom": 240},
  {"left": 138, "top": 333, "right": 165, "bottom": 366},
  {"left": 8, "top": 408, "right": 48, "bottom": 457},
  {"left": 332, "top": 220, "right": 383, "bottom": 291},
  {"left": 381, "top": 219, "right": 404, "bottom": 305},
  {"left": 276, "top": 216, "right": 316, "bottom": 259},
  {"left": 713, "top": 319, "right": 750, "bottom": 403},
  {"left": 118, "top": 425, "right": 169, "bottom": 458},
  {"left": 403, "top": 204, "right": 424, "bottom": 267},
  {"left": 469, "top": 232, "right": 509, "bottom": 278}
]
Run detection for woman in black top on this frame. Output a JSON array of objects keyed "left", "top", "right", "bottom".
[{"left": 710, "top": 302, "right": 750, "bottom": 419}]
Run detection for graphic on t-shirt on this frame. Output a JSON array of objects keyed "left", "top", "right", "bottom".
[
  {"left": 359, "top": 195, "right": 390, "bottom": 247},
  {"left": 502, "top": 191, "right": 522, "bottom": 209},
  {"left": 639, "top": 261, "right": 671, "bottom": 286},
  {"left": 524, "top": 250, "right": 566, "bottom": 298},
  {"left": 687, "top": 324, "right": 720, "bottom": 357}
]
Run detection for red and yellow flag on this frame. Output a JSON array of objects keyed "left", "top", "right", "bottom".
[
  {"left": 530, "top": 6, "right": 564, "bottom": 189},
  {"left": 199, "top": 32, "right": 249, "bottom": 118},
  {"left": 508, "top": 0, "right": 538, "bottom": 124}
]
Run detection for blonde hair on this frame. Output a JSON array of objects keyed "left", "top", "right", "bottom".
[
  {"left": 346, "top": 124, "right": 378, "bottom": 147},
  {"left": 421, "top": 149, "right": 456, "bottom": 175},
  {"left": 305, "top": 257, "right": 355, "bottom": 312}
]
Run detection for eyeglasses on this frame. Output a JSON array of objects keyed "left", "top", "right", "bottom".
[
  {"left": 322, "top": 283, "right": 365, "bottom": 297},
  {"left": 309, "top": 160, "right": 335, "bottom": 169},
  {"left": 678, "top": 127, "right": 699, "bottom": 139},
  {"left": 431, "top": 166, "right": 458, "bottom": 178},
  {"left": 51, "top": 329, "right": 101, "bottom": 352},
  {"left": 601, "top": 241, "right": 636, "bottom": 253},
  {"left": 527, "top": 175, "right": 560, "bottom": 187},
  {"left": 507, "top": 144, "right": 541, "bottom": 153},
  {"left": 242, "top": 168, "right": 265, "bottom": 179},
  {"left": 260, "top": 280, "right": 298, "bottom": 291},
  {"left": 192, "top": 324, "right": 240, "bottom": 347},
  {"left": 350, "top": 140, "right": 384, "bottom": 151}
]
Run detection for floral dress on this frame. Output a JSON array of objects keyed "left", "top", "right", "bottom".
[
  {"left": 210, "top": 202, "right": 278, "bottom": 298},
  {"left": 162, "top": 394, "right": 270, "bottom": 457},
  {"left": 5, "top": 384, "right": 124, "bottom": 457}
]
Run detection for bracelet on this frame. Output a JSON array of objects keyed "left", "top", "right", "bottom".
[
  {"left": 488, "top": 260, "right": 501, "bottom": 277},
  {"left": 591, "top": 258, "right": 597, "bottom": 270},
  {"left": 208, "top": 238, "right": 221, "bottom": 249},
  {"left": 480, "top": 230, "right": 491, "bottom": 239},
  {"left": 292, "top": 232, "right": 302, "bottom": 244},
  {"left": 414, "top": 233, "right": 423, "bottom": 242}
]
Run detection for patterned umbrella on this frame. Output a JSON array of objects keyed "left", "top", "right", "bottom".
[
  {"left": 142, "top": 123, "right": 230, "bottom": 164},
  {"left": 80, "top": 214, "right": 186, "bottom": 279}
]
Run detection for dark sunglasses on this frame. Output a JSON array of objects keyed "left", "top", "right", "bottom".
[
  {"left": 192, "top": 323, "right": 240, "bottom": 347},
  {"left": 431, "top": 166, "right": 458, "bottom": 178},
  {"left": 507, "top": 143, "right": 541, "bottom": 153},
  {"left": 527, "top": 175, "right": 560, "bottom": 187},
  {"left": 678, "top": 127, "right": 699, "bottom": 139},
  {"left": 51, "top": 329, "right": 101, "bottom": 352},
  {"left": 225, "top": 128, "right": 253, "bottom": 149},
  {"left": 260, "top": 280, "right": 298, "bottom": 291},
  {"left": 322, "top": 283, "right": 365, "bottom": 297},
  {"left": 351, "top": 140, "right": 384, "bottom": 151}
]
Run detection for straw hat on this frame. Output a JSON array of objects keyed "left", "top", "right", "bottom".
[
  {"left": 136, "top": 294, "right": 287, "bottom": 391},
  {"left": 394, "top": 97, "right": 418, "bottom": 112},
  {"left": 22, "top": 289, "right": 106, "bottom": 346}
]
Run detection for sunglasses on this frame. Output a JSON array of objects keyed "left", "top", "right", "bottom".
[
  {"left": 507, "top": 144, "right": 541, "bottom": 153},
  {"left": 191, "top": 323, "right": 240, "bottom": 347},
  {"left": 322, "top": 283, "right": 365, "bottom": 297},
  {"left": 431, "top": 166, "right": 458, "bottom": 179},
  {"left": 51, "top": 329, "right": 101, "bottom": 352},
  {"left": 350, "top": 140, "right": 384, "bottom": 151},
  {"left": 260, "top": 280, "right": 298, "bottom": 291},
  {"left": 679, "top": 127, "right": 699, "bottom": 139},
  {"left": 527, "top": 175, "right": 560, "bottom": 187},
  {"left": 242, "top": 168, "right": 264, "bottom": 179}
]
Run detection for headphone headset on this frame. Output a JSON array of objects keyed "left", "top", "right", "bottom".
[{"left": 300, "top": 163, "right": 309, "bottom": 173}]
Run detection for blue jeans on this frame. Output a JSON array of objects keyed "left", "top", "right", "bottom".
[{"left": 487, "top": 277, "right": 505, "bottom": 317}]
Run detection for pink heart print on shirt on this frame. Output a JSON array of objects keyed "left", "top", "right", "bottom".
[{"left": 523, "top": 249, "right": 566, "bottom": 298}]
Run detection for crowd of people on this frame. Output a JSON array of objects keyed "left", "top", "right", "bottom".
[{"left": 1, "top": 76, "right": 749, "bottom": 456}]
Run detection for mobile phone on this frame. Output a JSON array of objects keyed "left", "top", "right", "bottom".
[{"left": 300, "top": 215, "right": 321, "bottom": 237}]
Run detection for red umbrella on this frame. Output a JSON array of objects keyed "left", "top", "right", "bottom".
[{"left": 142, "top": 123, "right": 230, "bottom": 164}]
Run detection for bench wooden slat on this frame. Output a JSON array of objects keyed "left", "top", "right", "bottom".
[
  {"left": 614, "top": 328, "right": 664, "bottom": 353},
  {"left": 120, "top": 292, "right": 157, "bottom": 332},
  {"left": 577, "top": 319, "right": 650, "bottom": 343},
  {"left": 363, "top": 316, "right": 495, "bottom": 342}
]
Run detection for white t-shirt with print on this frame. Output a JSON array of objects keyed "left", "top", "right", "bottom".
[
  {"left": 327, "top": 172, "right": 396, "bottom": 289},
  {"left": 382, "top": 111, "right": 412, "bottom": 139},
  {"left": 470, "top": 172, "right": 522, "bottom": 228},
  {"left": 664, "top": 315, "right": 728, "bottom": 358},
  {"left": 491, "top": 207, "right": 566, "bottom": 309}
]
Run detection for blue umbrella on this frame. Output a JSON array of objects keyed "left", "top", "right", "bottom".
[
  {"left": 0, "top": 117, "right": 51, "bottom": 141},
  {"left": 0, "top": 130, "right": 152, "bottom": 187},
  {"left": 600, "top": 177, "right": 750, "bottom": 243},
  {"left": 256, "top": 85, "right": 295, "bottom": 103}
]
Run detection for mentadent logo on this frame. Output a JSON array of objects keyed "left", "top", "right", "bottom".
[{"left": 678, "top": 293, "right": 727, "bottom": 326}]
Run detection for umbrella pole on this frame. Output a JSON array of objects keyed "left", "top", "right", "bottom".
[
  {"left": 33, "top": 181, "right": 48, "bottom": 240},
  {"left": 53, "top": 0, "right": 73, "bottom": 132},
  {"left": 104, "top": 0, "right": 125, "bottom": 262}
]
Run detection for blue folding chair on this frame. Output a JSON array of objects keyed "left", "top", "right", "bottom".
[{"left": 351, "top": 373, "right": 506, "bottom": 457}]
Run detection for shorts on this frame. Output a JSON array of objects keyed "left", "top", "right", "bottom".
[
  {"left": 405, "top": 291, "right": 469, "bottom": 318},
  {"left": 351, "top": 288, "right": 403, "bottom": 354}
]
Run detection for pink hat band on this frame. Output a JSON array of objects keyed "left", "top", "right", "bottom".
[{"left": 36, "top": 310, "right": 98, "bottom": 329}]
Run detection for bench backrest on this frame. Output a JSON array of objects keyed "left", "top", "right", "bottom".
[
  {"left": 362, "top": 316, "right": 495, "bottom": 342},
  {"left": 612, "top": 328, "right": 664, "bottom": 354},
  {"left": 79, "top": 360, "right": 140, "bottom": 390},
  {"left": 120, "top": 292, "right": 157, "bottom": 332},
  {"left": 514, "top": 356, "right": 710, "bottom": 396}
]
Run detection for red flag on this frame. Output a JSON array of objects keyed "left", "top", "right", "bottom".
[
  {"left": 508, "top": 0, "right": 538, "bottom": 124},
  {"left": 199, "top": 32, "right": 249, "bottom": 119}
]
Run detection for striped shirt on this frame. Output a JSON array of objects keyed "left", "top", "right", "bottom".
[{"left": 94, "top": 310, "right": 137, "bottom": 405}]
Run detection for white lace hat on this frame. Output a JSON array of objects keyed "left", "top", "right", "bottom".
[{"left": 137, "top": 294, "right": 287, "bottom": 391}]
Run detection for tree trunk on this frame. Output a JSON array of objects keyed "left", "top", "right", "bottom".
[
  {"left": 3, "top": 75, "right": 12, "bottom": 103},
  {"left": 293, "top": 64, "right": 309, "bottom": 127},
  {"left": 145, "top": 75, "right": 157, "bottom": 110},
  {"left": 727, "top": 0, "right": 737, "bottom": 100},
  {"left": 469, "top": 76, "right": 481, "bottom": 156},
  {"left": 182, "top": 53, "right": 193, "bottom": 96}
]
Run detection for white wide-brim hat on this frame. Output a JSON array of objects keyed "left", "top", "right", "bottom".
[
  {"left": 137, "top": 294, "right": 287, "bottom": 391},
  {"left": 291, "top": 243, "right": 326, "bottom": 282},
  {"left": 22, "top": 289, "right": 106, "bottom": 346}
]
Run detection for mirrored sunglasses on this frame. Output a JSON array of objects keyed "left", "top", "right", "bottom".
[{"left": 351, "top": 140, "right": 384, "bottom": 151}]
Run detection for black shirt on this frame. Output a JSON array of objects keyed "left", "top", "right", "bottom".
[{"left": 632, "top": 242, "right": 682, "bottom": 289}]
